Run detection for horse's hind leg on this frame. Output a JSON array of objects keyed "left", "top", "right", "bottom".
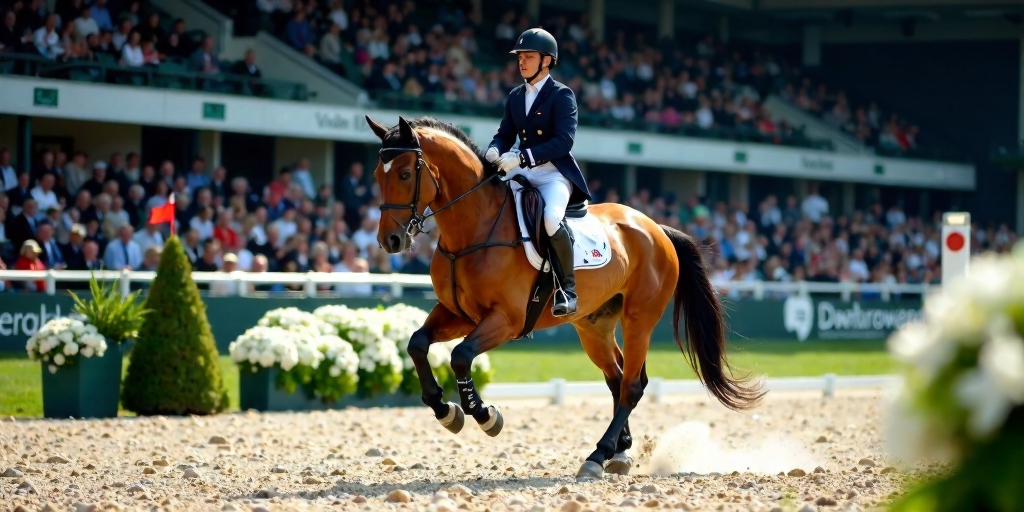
[
  {"left": 577, "top": 279, "right": 666, "bottom": 480},
  {"left": 408, "top": 303, "right": 475, "bottom": 434},
  {"left": 572, "top": 294, "right": 634, "bottom": 476},
  {"left": 449, "top": 310, "right": 517, "bottom": 437}
]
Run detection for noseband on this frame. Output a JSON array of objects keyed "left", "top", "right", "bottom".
[{"left": 377, "top": 146, "right": 499, "bottom": 238}]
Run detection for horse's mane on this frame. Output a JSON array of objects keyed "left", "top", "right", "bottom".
[{"left": 383, "top": 116, "right": 500, "bottom": 178}]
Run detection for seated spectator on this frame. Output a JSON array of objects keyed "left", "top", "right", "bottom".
[
  {"left": 189, "top": 36, "right": 221, "bottom": 74},
  {"left": 33, "top": 14, "right": 64, "bottom": 60},
  {"left": 120, "top": 30, "right": 145, "bottom": 67},
  {"left": 138, "top": 245, "right": 161, "bottom": 271},
  {"left": 103, "top": 224, "right": 142, "bottom": 270},
  {"left": 209, "top": 253, "right": 239, "bottom": 296},
  {"left": 14, "top": 240, "right": 46, "bottom": 292},
  {"left": 230, "top": 49, "right": 265, "bottom": 96},
  {"left": 284, "top": 10, "right": 313, "bottom": 51}
]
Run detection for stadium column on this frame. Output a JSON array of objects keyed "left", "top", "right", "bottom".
[
  {"left": 589, "top": 0, "right": 605, "bottom": 41},
  {"left": 526, "top": 0, "right": 540, "bottom": 20},
  {"left": 803, "top": 25, "right": 821, "bottom": 67},
  {"left": 729, "top": 173, "right": 748, "bottom": 210},
  {"left": 624, "top": 165, "right": 637, "bottom": 198},
  {"left": 1018, "top": 36, "right": 1024, "bottom": 234},
  {"left": 658, "top": 0, "right": 674, "bottom": 41},
  {"left": 16, "top": 116, "right": 31, "bottom": 175}
]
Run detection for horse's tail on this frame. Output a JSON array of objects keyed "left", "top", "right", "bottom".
[{"left": 660, "top": 225, "right": 765, "bottom": 411}]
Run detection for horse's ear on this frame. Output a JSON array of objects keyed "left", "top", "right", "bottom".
[
  {"left": 365, "top": 116, "right": 389, "bottom": 141},
  {"left": 398, "top": 116, "right": 419, "bottom": 146}
]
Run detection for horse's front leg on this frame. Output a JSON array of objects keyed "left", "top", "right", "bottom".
[
  {"left": 407, "top": 303, "right": 475, "bottom": 433},
  {"left": 449, "top": 310, "right": 517, "bottom": 437}
]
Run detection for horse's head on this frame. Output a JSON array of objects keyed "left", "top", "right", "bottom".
[{"left": 366, "top": 115, "right": 440, "bottom": 253}]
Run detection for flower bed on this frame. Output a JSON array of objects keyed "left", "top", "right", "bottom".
[
  {"left": 886, "top": 247, "right": 1024, "bottom": 512},
  {"left": 232, "top": 304, "right": 494, "bottom": 411}
]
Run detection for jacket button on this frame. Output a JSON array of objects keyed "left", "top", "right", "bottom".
[
  {"left": 537, "top": 130, "right": 543, "bottom": 135},
  {"left": 521, "top": 129, "right": 526, "bottom": 134}
]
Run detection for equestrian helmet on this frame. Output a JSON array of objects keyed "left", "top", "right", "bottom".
[{"left": 510, "top": 28, "right": 558, "bottom": 67}]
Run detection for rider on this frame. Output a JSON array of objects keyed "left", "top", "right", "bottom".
[{"left": 485, "top": 27, "right": 592, "bottom": 318}]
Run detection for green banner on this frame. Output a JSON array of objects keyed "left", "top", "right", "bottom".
[{"left": 0, "top": 294, "right": 923, "bottom": 354}]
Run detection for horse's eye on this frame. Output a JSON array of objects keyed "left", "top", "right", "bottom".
[{"left": 400, "top": 171, "right": 412, "bottom": 180}]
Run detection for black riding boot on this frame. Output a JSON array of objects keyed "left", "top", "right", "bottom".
[{"left": 548, "top": 223, "right": 578, "bottom": 317}]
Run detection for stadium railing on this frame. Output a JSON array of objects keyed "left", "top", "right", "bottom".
[
  {"left": 0, "top": 269, "right": 932, "bottom": 302},
  {"left": 0, "top": 53, "right": 310, "bottom": 102}
]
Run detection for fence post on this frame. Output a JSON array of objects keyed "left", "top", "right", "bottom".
[
  {"left": 304, "top": 275, "right": 317, "bottom": 298},
  {"left": 120, "top": 270, "right": 131, "bottom": 298},
  {"left": 823, "top": 373, "right": 837, "bottom": 397},
  {"left": 841, "top": 281, "right": 852, "bottom": 302},
  {"left": 45, "top": 271, "right": 56, "bottom": 296},
  {"left": 649, "top": 377, "right": 664, "bottom": 404},
  {"left": 237, "top": 274, "right": 248, "bottom": 297},
  {"left": 752, "top": 281, "right": 764, "bottom": 301},
  {"left": 881, "top": 282, "right": 891, "bottom": 302},
  {"left": 552, "top": 378, "right": 566, "bottom": 406},
  {"left": 391, "top": 280, "right": 403, "bottom": 298}
]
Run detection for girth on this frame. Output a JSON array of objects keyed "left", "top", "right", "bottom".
[{"left": 434, "top": 185, "right": 521, "bottom": 326}]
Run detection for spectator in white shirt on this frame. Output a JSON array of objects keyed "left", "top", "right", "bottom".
[
  {"left": 73, "top": 6, "right": 99, "bottom": 41},
  {"left": 30, "top": 173, "right": 59, "bottom": 218},
  {"left": 133, "top": 222, "right": 164, "bottom": 255},
  {"left": 848, "top": 248, "right": 870, "bottom": 282},
  {"left": 34, "top": 14, "right": 64, "bottom": 60},
  {"left": 189, "top": 206, "right": 215, "bottom": 241},
  {"left": 120, "top": 31, "right": 144, "bottom": 67},
  {"left": 291, "top": 158, "right": 316, "bottom": 199},
  {"left": 801, "top": 183, "right": 829, "bottom": 223},
  {"left": 112, "top": 18, "right": 133, "bottom": 51},
  {"left": 350, "top": 216, "right": 378, "bottom": 259}
]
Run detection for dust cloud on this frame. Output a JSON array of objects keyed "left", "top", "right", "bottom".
[{"left": 640, "top": 420, "right": 822, "bottom": 476}]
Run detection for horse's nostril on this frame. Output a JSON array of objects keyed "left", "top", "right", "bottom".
[{"left": 388, "top": 234, "right": 402, "bottom": 251}]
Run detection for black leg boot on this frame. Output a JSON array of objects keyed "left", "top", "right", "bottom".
[{"left": 548, "top": 224, "right": 578, "bottom": 317}]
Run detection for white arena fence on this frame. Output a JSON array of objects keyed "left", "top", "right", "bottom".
[
  {"left": 0, "top": 270, "right": 911, "bottom": 402},
  {"left": 482, "top": 374, "right": 903, "bottom": 404},
  {"left": 0, "top": 269, "right": 935, "bottom": 302}
]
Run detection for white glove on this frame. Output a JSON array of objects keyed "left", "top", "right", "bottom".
[
  {"left": 485, "top": 146, "right": 500, "bottom": 163},
  {"left": 497, "top": 151, "right": 522, "bottom": 172}
]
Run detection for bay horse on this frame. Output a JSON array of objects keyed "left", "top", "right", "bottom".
[{"left": 365, "top": 115, "right": 764, "bottom": 480}]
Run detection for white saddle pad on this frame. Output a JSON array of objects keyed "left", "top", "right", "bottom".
[{"left": 509, "top": 181, "right": 613, "bottom": 272}]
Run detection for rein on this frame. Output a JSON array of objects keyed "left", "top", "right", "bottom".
[{"left": 378, "top": 146, "right": 520, "bottom": 324}]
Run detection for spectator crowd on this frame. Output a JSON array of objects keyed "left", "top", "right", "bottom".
[
  {"left": 206, "top": 0, "right": 929, "bottom": 155},
  {"left": 0, "top": 143, "right": 1014, "bottom": 299}
]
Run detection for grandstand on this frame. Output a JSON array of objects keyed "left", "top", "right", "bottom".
[{"left": 0, "top": 0, "right": 1019, "bottom": 302}]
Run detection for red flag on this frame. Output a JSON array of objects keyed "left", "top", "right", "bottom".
[{"left": 148, "top": 193, "right": 176, "bottom": 236}]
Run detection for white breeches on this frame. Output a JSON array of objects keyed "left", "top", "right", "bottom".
[{"left": 508, "top": 165, "right": 572, "bottom": 236}]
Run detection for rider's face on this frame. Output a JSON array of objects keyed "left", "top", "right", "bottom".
[{"left": 518, "top": 51, "right": 545, "bottom": 79}]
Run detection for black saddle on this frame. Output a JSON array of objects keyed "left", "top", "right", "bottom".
[{"left": 506, "top": 174, "right": 585, "bottom": 340}]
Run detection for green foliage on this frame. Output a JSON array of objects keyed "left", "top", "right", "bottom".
[
  {"left": 356, "top": 365, "right": 402, "bottom": 399},
  {"left": 69, "top": 274, "right": 151, "bottom": 343},
  {"left": 890, "top": 407, "right": 1024, "bottom": 512},
  {"left": 121, "top": 236, "right": 228, "bottom": 415}
]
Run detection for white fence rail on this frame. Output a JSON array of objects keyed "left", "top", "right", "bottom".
[
  {"left": 481, "top": 374, "right": 903, "bottom": 405},
  {"left": 0, "top": 269, "right": 934, "bottom": 301}
]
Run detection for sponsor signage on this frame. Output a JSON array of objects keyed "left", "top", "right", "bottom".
[{"left": 783, "top": 296, "right": 922, "bottom": 342}]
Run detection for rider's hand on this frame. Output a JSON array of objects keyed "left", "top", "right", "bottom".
[
  {"left": 485, "top": 146, "right": 500, "bottom": 163},
  {"left": 497, "top": 151, "right": 521, "bottom": 173}
]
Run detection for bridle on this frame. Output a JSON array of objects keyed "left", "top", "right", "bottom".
[
  {"left": 377, "top": 146, "right": 500, "bottom": 239},
  {"left": 376, "top": 144, "right": 518, "bottom": 325}
]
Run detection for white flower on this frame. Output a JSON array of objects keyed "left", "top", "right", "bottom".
[
  {"left": 472, "top": 353, "right": 492, "bottom": 373},
  {"left": 888, "top": 321, "right": 956, "bottom": 379},
  {"left": 53, "top": 353, "right": 66, "bottom": 366},
  {"left": 57, "top": 330, "right": 74, "bottom": 344},
  {"left": 955, "top": 368, "right": 1014, "bottom": 439},
  {"left": 329, "top": 365, "right": 341, "bottom": 377},
  {"left": 978, "top": 330, "right": 1024, "bottom": 404},
  {"left": 884, "top": 393, "right": 955, "bottom": 466},
  {"left": 81, "top": 346, "right": 94, "bottom": 358},
  {"left": 63, "top": 341, "right": 79, "bottom": 357},
  {"left": 48, "top": 364, "right": 57, "bottom": 374}
]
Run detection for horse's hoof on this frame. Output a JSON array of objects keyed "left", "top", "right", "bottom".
[
  {"left": 576, "top": 460, "right": 604, "bottom": 482},
  {"left": 604, "top": 452, "right": 633, "bottom": 476},
  {"left": 438, "top": 402, "right": 464, "bottom": 434},
  {"left": 481, "top": 405, "right": 503, "bottom": 437}
]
